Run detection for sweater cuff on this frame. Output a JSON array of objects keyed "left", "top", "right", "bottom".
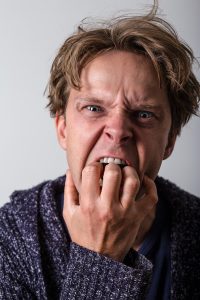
[{"left": 60, "top": 242, "right": 153, "bottom": 299}]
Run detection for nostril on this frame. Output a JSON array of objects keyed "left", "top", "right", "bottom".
[
  {"left": 105, "top": 131, "right": 131, "bottom": 144},
  {"left": 105, "top": 132, "right": 114, "bottom": 140},
  {"left": 105, "top": 133, "right": 131, "bottom": 145}
]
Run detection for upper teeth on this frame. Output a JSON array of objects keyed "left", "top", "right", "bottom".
[{"left": 99, "top": 157, "right": 127, "bottom": 165}]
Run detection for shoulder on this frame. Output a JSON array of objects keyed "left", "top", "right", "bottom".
[
  {"left": 0, "top": 175, "right": 65, "bottom": 216},
  {"left": 0, "top": 175, "right": 66, "bottom": 286},
  {"left": 155, "top": 176, "right": 200, "bottom": 228},
  {"left": 0, "top": 175, "right": 65, "bottom": 246},
  {"left": 156, "top": 176, "right": 200, "bottom": 206}
]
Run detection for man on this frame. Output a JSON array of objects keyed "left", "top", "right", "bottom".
[{"left": 0, "top": 7, "right": 200, "bottom": 300}]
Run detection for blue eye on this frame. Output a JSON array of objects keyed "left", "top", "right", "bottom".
[
  {"left": 86, "top": 105, "right": 102, "bottom": 112},
  {"left": 137, "top": 111, "right": 153, "bottom": 119}
]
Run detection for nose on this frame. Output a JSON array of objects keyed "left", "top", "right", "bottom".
[{"left": 104, "top": 111, "right": 133, "bottom": 145}]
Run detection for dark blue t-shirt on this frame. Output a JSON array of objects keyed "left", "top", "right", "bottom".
[
  {"left": 139, "top": 195, "right": 171, "bottom": 300},
  {"left": 57, "top": 192, "right": 170, "bottom": 300}
]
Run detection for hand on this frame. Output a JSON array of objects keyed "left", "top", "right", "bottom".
[{"left": 63, "top": 162, "right": 158, "bottom": 262}]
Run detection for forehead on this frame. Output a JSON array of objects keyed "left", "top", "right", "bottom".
[
  {"left": 76, "top": 50, "right": 167, "bottom": 108},
  {"left": 81, "top": 51, "right": 161, "bottom": 91}
]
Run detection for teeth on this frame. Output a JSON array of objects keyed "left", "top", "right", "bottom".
[
  {"left": 99, "top": 157, "right": 127, "bottom": 166},
  {"left": 114, "top": 158, "right": 122, "bottom": 164},
  {"left": 108, "top": 157, "right": 114, "bottom": 163}
]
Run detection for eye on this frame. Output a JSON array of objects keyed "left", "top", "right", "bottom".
[
  {"left": 137, "top": 111, "right": 154, "bottom": 119},
  {"left": 86, "top": 105, "right": 102, "bottom": 112}
]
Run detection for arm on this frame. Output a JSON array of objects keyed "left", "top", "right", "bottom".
[
  {"left": 0, "top": 246, "right": 38, "bottom": 300},
  {"left": 60, "top": 243, "right": 152, "bottom": 300},
  {"left": 0, "top": 204, "right": 47, "bottom": 300}
]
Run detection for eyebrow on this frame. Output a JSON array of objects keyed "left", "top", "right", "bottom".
[
  {"left": 132, "top": 104, "right": 163, "bottom": 111},
  {"left": 75, "top": 97, "right": 104, "bottom": 104},
  {"left": 75, "top": 97, "right": 163, "bottom": 112}
]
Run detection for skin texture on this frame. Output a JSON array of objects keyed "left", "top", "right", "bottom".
[{"left": 55, "top": 50, "right": 176, "bottom": 261}]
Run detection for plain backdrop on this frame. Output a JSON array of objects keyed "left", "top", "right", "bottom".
[{"left": 0, "top": 0, "right": 199, "bottom": 206}]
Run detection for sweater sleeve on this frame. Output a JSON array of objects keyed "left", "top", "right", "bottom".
[
  {"left": 0, "top": 204, "right": 48, "bottom": 300},
  {"left": 0, "top": 245, "right": 37, "bottom": 300},
  {"left": 60, "top": 242, "right": 153, "bottom": 300}
]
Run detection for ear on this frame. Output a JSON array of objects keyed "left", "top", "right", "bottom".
[
  {"left": 54, "top": 114, "right": 67, "bottom": 151},
  {"left": 163, "top": 132, "right": 177, "bottom": 160}
]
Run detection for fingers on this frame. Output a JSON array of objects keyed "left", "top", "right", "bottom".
[
  {"left": 64, "top": 170, "right": 79, "bottom": 216},
  {"left": 80, "top": 162, "right": 103, "bottom": 205},
  {"left": 120, "top": 166, "right": 140, "bottom": 208},
  {"left": 136, "top": 175, "right": 158, "bottom": 216},
  {"left": 65, "top": 166, "right": 156, "bottom": 219},
  {"left": 101, "top": 163, "right": 122, "bottom": 205}
]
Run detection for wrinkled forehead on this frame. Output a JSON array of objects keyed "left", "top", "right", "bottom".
[{"left": 76, "top": 50, "right": 167, "bottom": 105}]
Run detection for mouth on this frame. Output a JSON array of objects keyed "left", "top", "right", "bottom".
[
  {"left": 99, "top": 157, "right": 128, "bottom": 169},
  {"left": 98, "top": 157, "right": 128, "bottom": 187}
]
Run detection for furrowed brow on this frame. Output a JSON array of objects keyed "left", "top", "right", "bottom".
[
  {"left": 75, "top": 97, "right": 104, "bottom": 104},
  {"left": 132, "top": 104, "right": 163, "bottom": 112}
]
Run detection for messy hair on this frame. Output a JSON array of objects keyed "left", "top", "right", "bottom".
[{"left": 46, "top": 5, "right": 199, "bottom": 135}]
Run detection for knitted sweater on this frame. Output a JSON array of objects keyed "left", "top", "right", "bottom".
[{"left": 0, "top": 176, "right": 200, "bottom": 300}]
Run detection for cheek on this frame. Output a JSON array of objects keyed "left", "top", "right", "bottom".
[
  {"left": 137, "top": 134, "right": 168, "bottom": 179},
  {"left": 66, "top": 122, "right": 102, "bottom": 190}
]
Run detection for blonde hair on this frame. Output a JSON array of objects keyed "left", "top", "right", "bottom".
[{"left": 46, "top": 7, "right": 199, "bottom": 135}]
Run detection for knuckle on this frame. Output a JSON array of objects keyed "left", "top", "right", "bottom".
[
  {"left": 127, "top": 177, "right": 140, "bottom": 192},
  {"left": 143, "top": 195, "right": 158, "bottom": 213},
  {"left": 148, "top": 186, "right": 158, "bottom": 205},
  {"left": 151, "top": 193, "right": 158, "bottom": 203},
  {"left": 81, "top": 203, "right": 95, "bottom": 215},
  {"left": 105, "top": 167, "right": 121, "bottom": 179},
  {"left": 149, "top": 195, "right": 158, "bottom": 207},
  {"left": 99, "top": 209, "right": 113, "bottom": 222},
  {"left": 82, "top": 164, "right": 97, "bottom": 175}
]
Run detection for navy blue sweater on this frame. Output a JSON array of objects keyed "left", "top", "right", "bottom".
[{"left": 0, "top": 176, "right": 200, "bottom": 299}]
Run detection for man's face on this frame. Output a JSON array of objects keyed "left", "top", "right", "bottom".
[{"left": 56, "top": 50, "right": 176, "bottom": 192}]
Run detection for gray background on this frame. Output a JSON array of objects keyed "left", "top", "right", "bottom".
[{"left": 0, "top": 0, "right": 199, "bottom": 206}]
